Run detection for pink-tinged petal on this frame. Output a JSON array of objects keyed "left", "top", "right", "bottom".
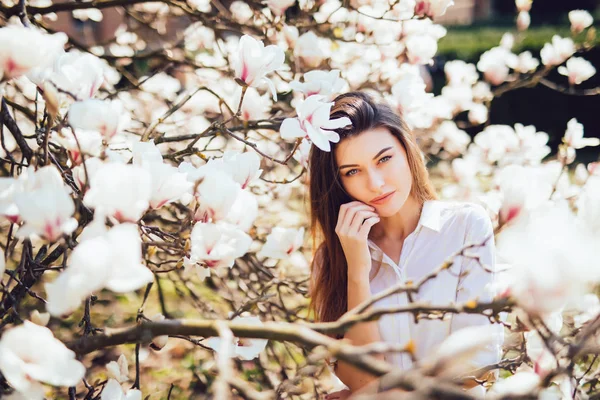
[
  {"left": 262, "top": 77, "right": 278, "bottom": 101},
  {"left": 320, "top": 128, "right": 340, "bottom": 144},
  {"left": 306, "top": 122, "right": 331, "bottom": 152},
  {"left": 321, "top": 116, "right": 352, "bottom": 130},
  {"left": 280, "top": 118, "right": 305, "bottom": 140}
]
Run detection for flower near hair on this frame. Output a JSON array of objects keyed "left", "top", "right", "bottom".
[
  {"left": 279, "top": 95, "right": 351, "bottom": 152},
  {"left": 0, "top": 26, "right": 67, "bottom": 82},
  {"left": 233, "top": 34, "right": 285, "bottom": 101},
  {"left": 558, "top": 57, "right": 596, "bottom": 85},
  {"left": 101, "top": 379, "right": 142, "bottom": 400},
  {"left": 13, "top": 166, "right": 77, "bottom": 242},
  {"left": 132, "top": 140, "right": 193, "bottom": 209},
  {"left": 0, "top": 321, "right": 86, "bottom": 400},
  {"left": 68, "top": 99, "right": 128, "bottom": 140},
  {"left": 83, "top": 162, "right": 152, "bottom": 223},
  {"left": 186, "top": 221, "right": 252, "bottom": 270},
  {"left": 258, "top": 227, "right": 305, "bottom": 259},
  {"left": 569, "top": 10, "right": 593, "bottom": 34},
  {"left": 289, "top": 69, "right": 346, "bottom": 99},
  {"left": 540, "top": 36, "right": 575, "bottom": 67},
  {"left": 204, "top": 316, "right": 268, "bottom": 360},
  {"left": 414, "top": 0, "right": 454, "bottom": 19},
  {"left": 45, "top": 223, "right": 154, "bottom": 316}
]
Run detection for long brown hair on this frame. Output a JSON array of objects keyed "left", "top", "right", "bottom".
[{"left": 308, "top": 91, "right": 437, "bottom": 326}]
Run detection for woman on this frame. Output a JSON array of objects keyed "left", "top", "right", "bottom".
[{"left": 308, "top": 92, "right": 502, "bottom": 398}]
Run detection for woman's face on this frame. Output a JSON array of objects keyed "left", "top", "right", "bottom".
[{"left": 334, "top": 127, "right": 413, "bottom": 217}]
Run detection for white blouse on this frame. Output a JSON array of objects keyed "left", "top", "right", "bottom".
[{"left": 366, "top": 200, "right": 503, "bottom": 370}]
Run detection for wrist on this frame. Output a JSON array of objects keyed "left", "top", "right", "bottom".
[{"left": 347, "top": 269, "right": 370, "bottom": 284}]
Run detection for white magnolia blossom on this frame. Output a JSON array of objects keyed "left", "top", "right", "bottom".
[
  {"left": 557, "top": 57, "right": 596, "bottom": 85},
  {"left": 508, "top": 51, "right": 540, "bottom": 74},
  {"left": 294, "top": 31, "right": 327, "bottom": 68},
  {"left": 225, "top": 190, "right": 258, "bottom": 232},
  {"left": 477, "top": 47, "right": 518, "bottom": 85},
  {"left": 578, "top": 177, "right": 600, "bottom": 234},
  {"left": 14, "top": 166, "right": 77, "bottom": 242},
  {"left": 106, "top": 354, "right": 129, "bottom": 383},
  {"left": 68, "top": 99, "right": 128, "bottom": 140},
  {"left": 132, "top": 141, "right": 192, "bottom": 209},
  {"left": 258, "top": 227, "right": 304, "bottom": 259},
  {"left": 540, "top": 36, "right": 576, "bottom": 67},
  {"left": 101, "top": 379, "right": 142, "bottom": 400},
  {"left": 280, "top": 95, "right": 351, "bottom": 152},
  {"left": 289, "top": 69, "right": 346, "bottom": 99},
  {"left": 500, "top": 32, "right": 515, "bottom": 50},
  {"left": 265, "top": 0, "right": 295, "bottom": 16},
  {"left": 473, "top": 125, "right": 520, "bottom": 163},
  {"left": 230, "top": 1, "right": 254, "bottom": 23},
  {"left": 0, "top": 26, "right": 67, "bottom": 82},
  {"left": 468, "top": 103, "right": 489, "bottom": 125},
  {"left": 84, "top": 162, "right": 152, "bottom": 222},
  {"left": 216, "top": 151, "right": 263, "bottom": 189},
  {"left": 233, "top": 35, "right": 285, "bottom": 101},
  {"left": 570, "top": 294, "right": 600, "bottom": 328},
  {"left": 432, "top": 121, "right": 471, "bottom": 156},
  {"left": 489, "top": 370, "right": 540, "bottom": 397},
  {"left": 45, "top": 223, "right": 154, "bottom": 316},
  {"left": 516, "top": 11, "right": 531, "bottom": 31},
  {"left": 413, "top": 0, "right": 454, "bottom": 19},
  {"left": 569, "top": 10, "right": 594, "bottom": 34},
  {"left": 238, "top": 87, "right": 271, "bottom": 121},
  {"left": 405, "top": 34, "right": 438, "bottom": 65},
  {"left": 515, "top": 0, "right": 531, "bottom": 12},
  {"left": 0, "top": 321, "right": 86, "bottom": 400},
  {"left": 49, "top": 51, "right": 105, "bottom": 100},
  {"left": 204, "top": 316, "right": 268, "bottom": 360},
  {"left": 389, "top": 68, "right": 433, "bottom": 128},
  {"left": 53, "top": 127, "right": 104, "bottom": 165},
  {"left": 444, "top": 60, "right": 478, "bottom": 86},
  {"left": 30, "top": 310, "right": 50, "bottom": 327},
  {"left": 564, "top": 118, "right": 600, "bottom": 150},
  {"left": 497, "top": 202, "right": 599, "bottom": 315},
  {"left": 186, "top": 221, "right": 252, "bottom": 270}
]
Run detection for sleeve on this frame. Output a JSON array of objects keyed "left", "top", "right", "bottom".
[{"left": 450, "top": 204, "right": 504, "bottom": 373}]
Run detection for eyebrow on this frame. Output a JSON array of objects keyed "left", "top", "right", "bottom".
[{"left": 338, "top": 147, "right": 393, "bottom": 170}]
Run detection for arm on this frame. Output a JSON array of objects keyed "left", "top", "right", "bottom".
[{"left": 450, "top": 205, "right": 504, "bottom": 383}]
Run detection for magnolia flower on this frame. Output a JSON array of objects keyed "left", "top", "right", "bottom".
[
  {"left": 477, "top": 47, "right": 518, "bottom": 85},
  {"left": 49, "top": 51, "right": 105, "bottom": 99},
  {"left": 0, "top": 27, "right": 67, "bottom": 82},
  {"left": 468, "top": 103, "right": 488, "bottom": 125},
  {"left": 14, "top": 167, "right": 77, "bottom": 242},
  {"left": 84, "top": 162, "right": 152, "bottom": 222},
  {"left": 569, "top": 10, "right": 593, "bottom": 34},
  {"left": 525, "top": 331, "right": 558, "bottom": 376},
  {"left": 68, "top": 99, "right": 127, "bottom": 140},
  {"left": 516, "top": 11, "right": 531, "bottom": 31},
  {"left": 0, "top": 321, "right": 86, "bottom": 400},
  {"left": 72, "top": 157, "right": 103, "bottom": 191},
  {"left": 390, "top": 73, "right": 433, "bottom": 127},
  {"left": 230, "top": 1, "right": 254, "bottom": 23},
  {"left": 258, "top": 227, "right": 304, "bottom": 259},
  {"left": 444, "top": 60, "right": 478, "bottom": 86},
  {"left": 564, "top": 118, "right": 600, "bottom": 150},
  {"left": 106, "top": 354, "right": 129, "bottom": 383},
  {"left": 405, "top": 34, "right": 438, "bottom": 65},
  {"left": 540, "top": 36, "right": 575, "bottom": 67},
  {"left": 294, "top": 31, "right": 327, "bottom": 68},
  {"left": 515, "top": 0, "right": 531, "bottom": 12},
  {"left": 101, "top": 379, "right": 142, "bottom": 400},
  {"left": 184, "top": 166, "right": 240, "bottom": 222},
  {"left": 414, "top": 0, "right": 454, "bottom": 19},
  {"left": 265, "top": 0, "right": 295, "bottom": 16},
  {"left": 280, "top": 95, "right": 351, "bottom": 152},
  {"left": 578, "top": 177, "right": 600, "bottom": 234},
  {"left": 219, "top": 151, "right": 263, "bottom": 189},
  {"left": 225, "top": 190, "right": 258, "bottom": 232},
  {"left": 508, "top": 51, "right": 539, "bottom": 74},
  {"left": 558, "top": 57, "right": 596, "bottom": 85},
  {"left": 45, "top": 223, "right": 153, "bottom": 316},
  {"left": 132, "top": 141, "right": 192, "bottom": 209},
  {"left": 237, "top": 87, "right": 271, "bottom": 121},
  {"left": 432, "top": 121, "right": 471, "bottom": 155},
  {"left": 289, "top": 69, "right": 346, "bottom": 99},
  {"left": 204, "top": 316, "right": 268, "bottom": 360},
  {"left": 187, "top": 221, "right": 252, "bottom": 269},
  {"left": 500, "top": 32, "right": 515, "bottom": 50},
  {"left": 30, "top": 310, "right": 50, "bottom": 327},
  {"left": 233, "top": 35, "right": 285, "bottom": 101},
  {"left": 489, "top": 371, "right": 540, "bottom": 397}
]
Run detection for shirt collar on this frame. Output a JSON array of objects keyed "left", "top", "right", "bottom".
[{"left": 418, "top": 200, "right": 443, "bottom": 232}]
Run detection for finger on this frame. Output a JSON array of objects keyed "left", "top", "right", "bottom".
[
  {"left": 343, "top": 206, "right": 376, "bottom": 228},
  {"left": 358, "top": 215, "right": 380, "bottom": 237},
  {"left": 348, "top": 210, "right": 379, "bottom": 234}
]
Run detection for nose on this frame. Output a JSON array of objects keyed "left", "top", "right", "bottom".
[{"left": 366, "top": 168, "right": 385, "bottom": 192}]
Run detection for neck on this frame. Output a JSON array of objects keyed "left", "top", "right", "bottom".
[{"left": 370, "top": 195, "right": 423, "bottom": 243}]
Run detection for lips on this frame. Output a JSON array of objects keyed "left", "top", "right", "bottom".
[{"left": 371, "top": 191, "right": 395, "bottom": 204}]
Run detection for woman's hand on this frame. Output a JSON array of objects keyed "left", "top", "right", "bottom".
[
  {"left": 325, "top": 389, "right": 352, "bottom": 400},
  {"left": 335, "top": 201, "right": 380, "bottom": 280}
]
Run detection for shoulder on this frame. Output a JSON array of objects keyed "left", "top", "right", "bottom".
[{"left": 436, "top": 201, "right": 494, "bottom": 237}]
